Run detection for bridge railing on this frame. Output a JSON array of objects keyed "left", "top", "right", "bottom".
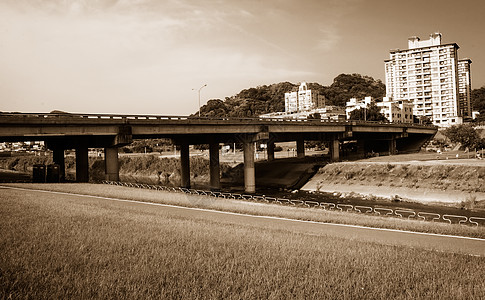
[{"left": 0, "top": 112, "right": 437, "bottom": 128}]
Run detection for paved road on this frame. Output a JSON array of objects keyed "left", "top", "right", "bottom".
[{"left": 2, "top": 186, "right": 485, "bottom": 257}]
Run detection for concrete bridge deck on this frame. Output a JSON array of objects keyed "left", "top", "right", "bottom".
[{"left": 0, "top": 112, "right": 437, "bottom": 192}]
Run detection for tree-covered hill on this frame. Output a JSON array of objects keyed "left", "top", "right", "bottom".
[
  {"left": 322, "top": 74, "right": 386, "bottom": 107},
  {"left": 195, "top": 73, "right": 386, "bottom": 118}
]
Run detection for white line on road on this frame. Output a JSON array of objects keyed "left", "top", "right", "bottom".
[{"left": 2, "top": 185, "right": 485, "bottom": 242}]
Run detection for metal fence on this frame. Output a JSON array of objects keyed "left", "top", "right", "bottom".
[{"left": 102, "top": 180, "right": 485, "bottom": 227}]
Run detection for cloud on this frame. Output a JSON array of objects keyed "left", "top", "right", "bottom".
[
  {"left": 315, "top": 26, "right": 341, "bottom": 51},
  {"left": 0, "top": 0, "right": 356, "bottom": 114}
]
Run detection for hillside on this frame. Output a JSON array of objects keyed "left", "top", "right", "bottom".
[{"left": 196, "top": 73, "right": 386, "bottom": 117}]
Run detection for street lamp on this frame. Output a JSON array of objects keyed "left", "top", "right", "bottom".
[{"left": 193, "top": 84, "right": 207, "bottom": 117}]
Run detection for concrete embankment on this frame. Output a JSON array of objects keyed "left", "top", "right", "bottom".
[{"left": 302, "top": 160, "right": 485, "bottom": 204}]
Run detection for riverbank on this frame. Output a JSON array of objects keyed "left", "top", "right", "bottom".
[{"left": 302, "top": 158, "right": 485, "bottom": 208}]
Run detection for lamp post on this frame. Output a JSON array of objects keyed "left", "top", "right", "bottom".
[{"left": 193, "top": 84, "right": 207, "bottom": 117}]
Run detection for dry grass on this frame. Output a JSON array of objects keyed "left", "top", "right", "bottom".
[
  {"left": 1, "top": 189, "right": 485, "bottom": 299},
  {"left": 5, "top": 183, "right": 485, "bottom": 239},
  {"left": 317, "top": 162, "right": 485, "bottom": 193}
]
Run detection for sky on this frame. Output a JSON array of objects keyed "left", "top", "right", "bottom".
[{"left": 1, "top": 0, "right": 484, "bottom": 115}]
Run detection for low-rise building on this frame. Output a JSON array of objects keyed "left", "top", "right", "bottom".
[
  {"left": 345, "top": 96, "right": 414, "bottom": 123},
  {"left": 345, "top": 96, "right": 373, "bottom": 119},
  {"left": 376, "top": 97, "right": 414, "bottom": 123},
  {"left": 472, "top": 111, "right": 480, "bottom": 120}
]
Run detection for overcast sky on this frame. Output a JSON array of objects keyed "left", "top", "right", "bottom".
[{"left": 1, "top": 0, "right": 484, "bottom": 115}]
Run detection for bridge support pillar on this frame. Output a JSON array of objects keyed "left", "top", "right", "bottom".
[
  {"left": 267, "top": 142, "right": 275, "bottom": 161},
  {"left": 75, "top": 146, "right": 89, "bottom": 182},
  {"left": 209, "top": 141, "right": 220, "bottom": 190},
  {"left": 180, "top": 142, "right": 190, "bottom": 188},
  {"left": 296, "top": 138, "right": 305, "bottom": 159},
  {"left": 389, "top": 138, "right": 397, "bottom": 155},
  {"left": 52, "top": 147, "right": 65, "bottom": 182},
  {"left": 104, "top": 147, "right": 119, "bottom": 182},
  {"left": 243, "top": 140, "right": 256, "bottom": 193},
  {"left": 329, "top": 139, "right": 340, "bottom": 162},
  {"left": 356, "top": 139, "right": 366, "bottom": 159}
]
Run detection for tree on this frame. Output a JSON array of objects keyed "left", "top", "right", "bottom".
[
  {"left": 443, "top": 124, "right": 481, "bottom": 150},
  {"left": 195, "top": 99, "right": 228, "bottom": 118},
  {"left": 471, "top": 87, "right": 485, "bottom": 121},
  {"left": 322, "top": 74, "right": 386, "bottom": 107},
  {"left": 349, "top": 104, "right": 387, "bottom": 122}
]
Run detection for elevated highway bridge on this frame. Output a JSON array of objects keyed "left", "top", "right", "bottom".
[{"left": 0, "top": 112, "right": 437, "bottom": 193}]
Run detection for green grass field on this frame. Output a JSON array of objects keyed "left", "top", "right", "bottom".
[{"left": 1, "top": 185, "right": 485, "bottom": 299}]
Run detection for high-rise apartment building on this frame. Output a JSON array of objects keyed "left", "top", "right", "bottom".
[
  {"left": 458, "top": 58, "right": 472, "bottom": 118},
  {"left": 384, "top": 33, "right": 472, "bottom": 126}
]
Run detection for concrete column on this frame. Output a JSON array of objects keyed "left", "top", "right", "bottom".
[
  {"left": 243, "top": 140, "right": 255, "bottom": 193},
  {"left": 75, "top": 146, "right": 89, "bottom": 182},
  {"left": 267, "top": 142, "right": 275, "bottom": 161},
  {"left": 329, "top": 139, "right": 340, "bottom": 162},
  {"left": 389, "top": 138, "right": 397, "bottom": 155},
  {"left": 356, "top": 139, "right": 366, "bottom": 159},
  {"left": 52, "top": 148, "right": 65, "bottom": 181},
  {"left": 180, "top": 142, "right": 190, "bottom": 188},
  {"left": 296, "top": 138, "right": 305, "bottom": 159},
  {"left": 209, "top": 142, "right": 220, "bottom": 190},
  {"left": 104, "top": 147, "right": 119, "bottom": 182}
]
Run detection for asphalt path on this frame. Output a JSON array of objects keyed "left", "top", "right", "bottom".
[{"left": 2, "top": 186, "right": 485, "bottom": 257}]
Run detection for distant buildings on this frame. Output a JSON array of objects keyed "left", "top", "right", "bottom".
[
  {"left": 376, "top": 97, "right": 414, "bottom": 123},
  {"left": 0, "top": 141, "right": 45, "bottom": 152},
  {"left": 384, "top": 33, "right": 472, "bottom": 126},
  {"left": 284, "top": 82, "right": 325, "bottom": 113},
  {"left": 345, "top": 97, "right": 373, "bottom": 119},
  {"left": 260, "top": 81, "right": 343, "bottom": 120},
  {"left": 260, "top": 106, "right": 345, "bottom": 120},
  {"left": 345, "top": 96, "right": 413, "bottom": 123},
  {"left": 472, "top": 111, "right": 480, "bottom": 120}
]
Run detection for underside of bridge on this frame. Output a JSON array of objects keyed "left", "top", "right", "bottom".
[{"left": 34, "top": 130, "right": 434, "bottom": 193}]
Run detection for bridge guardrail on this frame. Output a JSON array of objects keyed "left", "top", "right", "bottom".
[
  {"left": 100, "top": 180, "right": 482, "bottom": 227},
  {"left": 0, "top": 112, "right": 437, "bottom": 129}
]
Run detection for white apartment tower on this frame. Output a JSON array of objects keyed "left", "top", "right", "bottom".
[
  {"left": 285, "top": 82, "right": 323, "bottom": 113},
  {"left": 384, "top": 33, "right": 472, "bottom": 126}
]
